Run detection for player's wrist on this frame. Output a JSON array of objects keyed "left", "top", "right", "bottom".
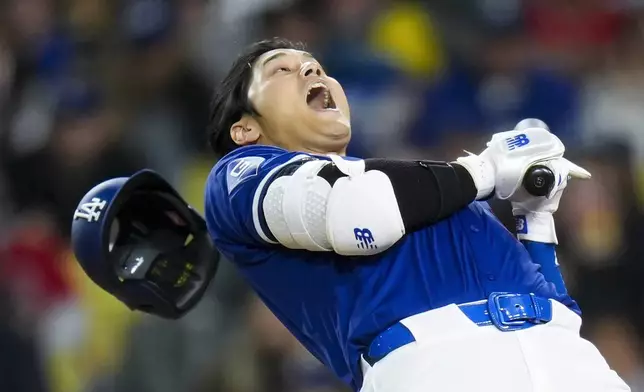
[
  {"left": 512, "top": 210, "right": 557, "bottom": 244},
  {"left": 454, "top": 154, "right": 495, "bottom": 200}
]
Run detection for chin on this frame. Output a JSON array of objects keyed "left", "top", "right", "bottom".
[
  {"left": 320, "top": 126, "right": 351, "bottom": 153},
  {"left": 320, "top": 120, "right": 350, "bottom": 138}
]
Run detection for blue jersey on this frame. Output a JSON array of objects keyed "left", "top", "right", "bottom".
[{"left": 204, "top": 145, "right": 578, "bottom": 391}]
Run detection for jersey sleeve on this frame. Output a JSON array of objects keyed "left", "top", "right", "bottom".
[{"left": 204, "top": 145, "right": 317, "bottom": 250}]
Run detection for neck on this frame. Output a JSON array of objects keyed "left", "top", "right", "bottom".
[
  {"left": 256, "top": 135, "right": 347, "bottom": 156},
  {"left": 296, "top": 136, "right": 349, "bottom": 156},
  {"left": 303, "top": 145, "right": 347, "bottom": 157}
]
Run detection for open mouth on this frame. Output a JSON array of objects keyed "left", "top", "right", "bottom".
[{"left": 306, "top": 82, "right": 337, "bottom": 110}]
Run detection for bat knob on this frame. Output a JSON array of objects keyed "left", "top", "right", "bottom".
[
  {"left": 523, "top": 165, "right": 555, "bottom": 197},
  {"left": 515, "top": 118, "right": 550, "bottom": 132}
]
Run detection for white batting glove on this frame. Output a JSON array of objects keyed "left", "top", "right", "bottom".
[
  {"left": 511, "top": 158, "right": 591, "bottom": 244},
  {"left": 454, "top": 151, "right": 496, "bottom": 200},
  {"left": 456, "top": 127, "right": 567, "bottom": 200}
]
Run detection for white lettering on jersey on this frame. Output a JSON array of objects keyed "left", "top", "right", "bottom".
[
  {"left": 74, "top": 198, "right": 107, "bottom": 222},
  {"left": 226, "top": 157, "right": 265, "bottom": 194}
]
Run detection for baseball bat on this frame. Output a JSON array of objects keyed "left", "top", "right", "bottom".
[{"left": 515, "top": 119, "right": 556, "bottom": 197}]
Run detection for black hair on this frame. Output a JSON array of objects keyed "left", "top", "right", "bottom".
[{"left": 207, "top": 37, "right": 306, "bottom": 157}]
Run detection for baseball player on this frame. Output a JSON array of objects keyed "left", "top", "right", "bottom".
[{"left": 71, "top": 38, "right": 630, "bottom": 392}]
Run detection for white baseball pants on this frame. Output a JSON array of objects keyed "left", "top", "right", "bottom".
[{"left": 360, "top": 300, "right": 630, "bottom": 392}]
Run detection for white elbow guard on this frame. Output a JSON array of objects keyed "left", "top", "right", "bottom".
[
  {"left": 263, "top": 160, "right": 333, "bottom": 251},
  {"left": 325, "top": 155, "right": 405, "bottom": 255},
  {"left": 261, "top": 156, "right": 406, "bottom": 256}
]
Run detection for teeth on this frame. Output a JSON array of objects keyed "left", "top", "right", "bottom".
[
  {"left": 307, "top": 82, "right": 327, "bottom": 96},
  {"left": 306, "top": 82, "right": 334, "bottom": 109}
]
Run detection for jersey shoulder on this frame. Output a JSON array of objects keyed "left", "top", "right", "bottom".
[
  {"left": 204, "top": 145, "right": 321, "bottom": 254},
  {"left": 211, "top": 145, "right": 292, "bottom": 195}
]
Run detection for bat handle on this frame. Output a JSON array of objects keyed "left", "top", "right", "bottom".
[{"left": 523, "top": 165, "right": 555, "bottom": 197}]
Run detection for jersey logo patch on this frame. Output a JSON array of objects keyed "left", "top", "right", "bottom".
[
  {"left": 74, "top": 198, "right": 107, "bottom": 222},
  {"left": 506, "top": 134, "right": 530, "bottom": 150},
  {"left": 354, "top": 228, "right": 377, "bottom": 250},
  {"left": 226, "top": 157, "right": 265, "bottom": 194}
]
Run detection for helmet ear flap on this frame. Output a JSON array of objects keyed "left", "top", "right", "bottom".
[
  {"left": 117, "top": 279, "right": 178, "bottom": 318},
  {"left": 108, "top": 199, "right": 218, "bottom": 319},
  {"left": 103, "top": 236, "right": 166, "bottom": 315}
]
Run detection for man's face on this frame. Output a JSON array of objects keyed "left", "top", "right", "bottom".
[{"left": 246, "top": 49, "right": 351, "bottom": 153}]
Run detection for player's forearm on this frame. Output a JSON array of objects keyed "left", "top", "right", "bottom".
[
  {"left": 318, "top": 159, "right": 479, "bottom": 233},
  {"left": 521, "top": 241, "right": 568, "bottom": 295},
  {"left": 514, "top": 205, "right": 568, "bottom": 295}
]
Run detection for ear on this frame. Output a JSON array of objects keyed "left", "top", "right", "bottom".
[{"left": 230, "top": 115, "right": 261, "bottom": 146}]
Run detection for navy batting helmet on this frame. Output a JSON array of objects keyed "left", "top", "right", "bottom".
[{"left": 70, "top": 169, "right": 219, "bottom": 319}]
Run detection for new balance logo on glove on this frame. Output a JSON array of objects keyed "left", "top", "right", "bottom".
[{"left": 506, "top": 134, "right": 531, "bottom": 150}]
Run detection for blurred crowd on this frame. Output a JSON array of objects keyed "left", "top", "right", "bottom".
[{"left": 2, "top": 0, "right": 644, "bottom": 391}]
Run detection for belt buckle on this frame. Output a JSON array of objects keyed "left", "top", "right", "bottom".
[{"left": 487, "top": 292, "right": 535, "bottom": 331}]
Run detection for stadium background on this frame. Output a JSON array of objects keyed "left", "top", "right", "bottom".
[{"left": 2, "top": 0, "right": 644, "bottom": 391}]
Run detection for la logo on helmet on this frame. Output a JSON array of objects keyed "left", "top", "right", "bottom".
[{"left": 74, "top": 198, "right": 107, "bottom": 223}]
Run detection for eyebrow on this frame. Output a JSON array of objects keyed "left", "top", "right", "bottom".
[{"left": 261, "top": 51, "right": 315, "bottom": 67}]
